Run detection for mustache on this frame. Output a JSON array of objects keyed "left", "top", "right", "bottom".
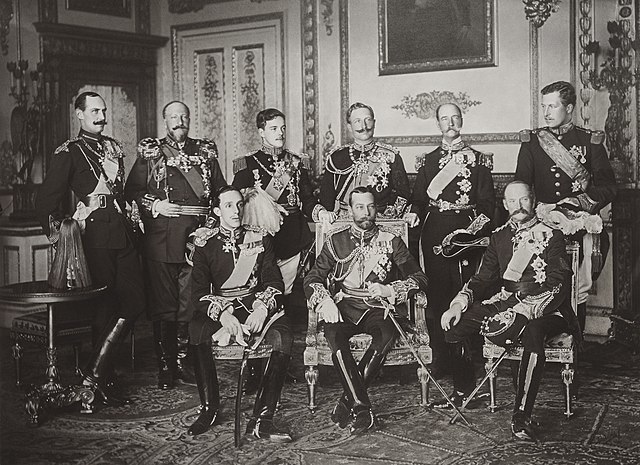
[
  {"left": 93, "top": 120, "right": 107, "bottom": 126},
  {"left": 172, "top": 125, "right": 188, "bottom": 130},
  {"left": 355, "top": 126, "right": 374, "bottom": 133},
  {"left": 510, "top": 208, "right": 530, "bottom": 216}
]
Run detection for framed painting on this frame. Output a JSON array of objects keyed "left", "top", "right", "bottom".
[
  {"left": 378, "top": 0, "right": 496, "bottom": 75},
  {"left": 66, "top": 0, "right": 131, "bottom": 18}
]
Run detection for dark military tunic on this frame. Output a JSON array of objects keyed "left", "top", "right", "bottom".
[
  {"left": 515, "top": 125, "right": 616, "bottom": 213},
  {"left": 232, "top": 147, "right": 321, "bottom": 260},
  {"left": 189, "top": 226, "right": 286, "bottom": 346},
  {"left": 35, "top": 129, "right": 144, "bottom": 319},
  {"left": 320, "top": 141, "right": 411, "bottom": 217}
]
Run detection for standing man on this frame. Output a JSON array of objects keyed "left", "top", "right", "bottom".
[
  {"left": 187, "top": 185, "right": 292, "bottom": 442},
  {"left": 515, "top": 81, "right": 617, "bottom": 332},
  {"left": 125, "top": 101, "right": 226, "bottom": 390},
  {"left": 411, "top": 103, "right": 495, "bottom": 378},
  {"left": 36, "top": 91, "right": 144, "bottom": 407},
  {"left": 232, "top": 108, "right": 333, "bottom": 310},
  {"left": 320, "top": 102, "right": 414, "bottom": 221},
  {"left": 304, "top": 187, "right": 428, "bottom": 435},
  {"left": 438, "top": 181, "right": 579, "bottom": 441}
]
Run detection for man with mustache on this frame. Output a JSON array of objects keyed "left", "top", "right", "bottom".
[
  {"left": 304, "top": 186, "right": 428, "bottom": 435},
  {"left": 515, "top": 81, "right": 616, "bottom": 334},
  {"left": 320, "top": 102, "right": 413, "bottom": 221},
  {"left": 435, "top": 181, "right": 580, "bottom": 441},
  {"left": 410, "top": 103, "right": 495, "bottom": 382},
  {"left": 125, "top": 101, "right": 226, "bottom": 390},
  {"left": 36, "top": 91, "right": 145, "bottom": 407}
]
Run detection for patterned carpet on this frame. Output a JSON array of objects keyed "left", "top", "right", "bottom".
[{"left": 1, "top": 320, "right": 639, "bottom": 465}]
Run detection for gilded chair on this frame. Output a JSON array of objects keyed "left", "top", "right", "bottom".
[{"left": 303, "top": 219, "right": 432, "bottom": 413}]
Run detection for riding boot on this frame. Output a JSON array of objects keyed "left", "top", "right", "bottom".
[
  {"left": 332, "top": 349, "right": 376, "bottom": 435},
  {"left": 246, "top": 351, "right": 292, "bottom": 442},
  {"left": 175, "top": 322, "right": 196, "bottom": 386},
  {"left": 187, "top": 342, "right": 220, "bottom": 436},
  {"left": 514, "top": 350, "right": 545, "bottom": 419},
  {"left": 82, "top": 316, "right": 134, "bottom": 406},
  {"left": 153, "top": 321, "right": 175, "bottom": 390},
  {"left": 242, "top": 358, "right": 264, "bottom": 395}
]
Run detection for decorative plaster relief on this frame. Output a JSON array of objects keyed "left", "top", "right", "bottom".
[
  {"left": 233, "top": 46, "right": 264, "bottom": 155},
  {"left": 392, "top": 90, "right": 481, "bottom": 120},
  {"left": 321, "top": 0, "right": 334, "bottom": 36}
]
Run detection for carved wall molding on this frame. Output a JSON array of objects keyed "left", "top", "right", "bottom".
[
  {"left": 322, "top": 123, "right": 336, "bottom": 164},
  {"left": 0, "top": 0, "right": 12, "bottom": 55},
  {"left": 529, "top": 23, "right": 540, "bottom": 128},
  {"left": 339, "top": 0, "right": 349, "bottom": 143},
  {"left": 168, "top": 0, "right": 275, "bottom": 14},
  {"left": 377, "top": 132, "right": 520, "bottom": 147},
  {"left": 302, "top": 0, "right": 319, "bottom": 164},
  {"left": 392, "top": 91, "right": 481, "bottom": 120},
  {"left": 320, "top": 0, "right": 334, "bottom": 36},
  {"left": 578, "top": 0, "right": 593, "bottom": 127}
]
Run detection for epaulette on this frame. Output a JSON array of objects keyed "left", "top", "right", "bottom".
[
  {"left": 287, "top": 149, "right": 311, "bottom": 170},
  {"left": 193, "top": 227, "right": 219, "bottom": 247},
  {"left": 54, "top": 137, "right": 81, "bottom": 155},
  {"left": 477, "top": 152, "right": 494, "bottom": 170},
  {"left": 375, "top": 141, "right": 400, "bottom": 156},
  {"left": 519, "top": 129, "right": 531, "bottom": 143},
  {"left": 326, "top": 144, "right": 349, "bottom": 160},
  {"left": 137, "top": 137, "right": 162, "bottom": 160},
  {"left": 102, "top": 136, "right": 125, "bottom": 159},
  {"left": 590, "top": 130, "right": 605, "bottom": 145},
  {"left": 196, "top": 138, "right": 218, "bottom": 159},
  {"left": 492, "top": 222, "right": 509, "bottom": 234},
  {"left": 233, "top": 152, "right": 255, "bottom": 174}
]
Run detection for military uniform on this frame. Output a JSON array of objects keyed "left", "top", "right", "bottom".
[
  {"left": 410, "top": 139, "right": 495, "bottom": 371},
  {"left": 35, "top": 129, "right": 144, "bottom": 405},
  {"left": 514, "top": 123, "right": 617, "bottom": 326},
  {"left": 441, "top": 216, "right": 578, "bottom": 423},
  {"left": 320, "top": 141, "right": 411, "bottom": 218},
  {"left": 232, "top": 145, "right": 324, "bottom": 295},
  {"left": 124, "top": 135, "right": 226, "bottom": 388},
  {"left": 187, "top": 225, "right": 293, "bottom": 440},
  {"left": 304, "top": 223, "right": 428, "bottom": 432}
]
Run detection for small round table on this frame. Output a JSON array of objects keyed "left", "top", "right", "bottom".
[{"left": 0, "top": 280, "right": 107, "bottom": 425}]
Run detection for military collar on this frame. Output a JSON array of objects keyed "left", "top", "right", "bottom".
[
  {"left": 218, "top": 225, "right": 243, "bottom": 239},
  {"left": 261, "top": 144, "right": 283, "bottom": 157},
  {"left": 441, "top": 137, "right": 465, "bottom": 151},
  {"left": 351, "top": 140, "right": 376, "bottom": 153},
  {"left": 349, "top": 223, "right": 379, "bottom": 242},
  {"left": 508, "top": 215, "right": 538, "bottom": 232},
  {"left": 549, "top": 121, "right": 574, "bottom": 136},
  {"left": 164, "top": 135, "right": 188, "bottom": 150},
  {"left": 79, "top": 129, "right": 102, "bottom": 144}
]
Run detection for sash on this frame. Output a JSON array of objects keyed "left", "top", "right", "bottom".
[
  {"left": 162, "top": 145, "right": 206, "bottom": 199},
  {"left": 427, "top": 153, "right": 464, "bottom": 200},
  {"left": 336, "top": 159, "right": 384, "bottom": 207},
  {"left": 537, "top": 129, "right": 590, "bottom": 190},
  {"left": 342, "top": 231, "right": 394, "bottom": 288},
  {"left": 503, "top": 222, "right": 551, "bottom": 282},
  {"left": 264, "top": 170, "right": 291, "bottom": 202},
  {"left": 222, "top": 231, "right": 263, "bottom": 289}
]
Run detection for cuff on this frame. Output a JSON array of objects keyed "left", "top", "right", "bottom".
[
  {"left": 200, "top": 294, "right": 233, "bottom": 322},
  {"left": 254, "top": 286, "right": 282, "bottom": 313},
  {"left": 312, "top": 204, "right": 327, "bottom": 222},
  {"left": 453, "top": 282, "right": 473, "bottom": 311},
  {"left": 390, "top": 278, "right": 419, "bottom": 304},
  {"left": 308, "top": 283, "right": 332, "bottom": 310},
  {"left": 151, "top": 198, "right": 161, "bottom": 218}
]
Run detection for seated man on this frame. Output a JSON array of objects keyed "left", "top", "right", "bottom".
[
  {"left": 437, "top": 181, "right": 581, "bottom": 441},
  {"left": 187, "top": 185, "right": 292, "bottom": 442},
  {"left": 304, "top": 186, "right": 428, "bottom": 435}
]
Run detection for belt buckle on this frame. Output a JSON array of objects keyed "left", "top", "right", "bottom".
[{"left": 98, "top": 194, "right": 107, "bottom": 209}]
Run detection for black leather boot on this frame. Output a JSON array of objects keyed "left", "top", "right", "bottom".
[
  {"left": 82, "top": 317, "right": 134, "bottom": 407},
  {"left": 187, "top": 342, "right": 220, "bottom": 436},
  {"left": 332, "top": 349, "right": 376, "bottom": 435},
  {"left": 242, "top": 358, "right": 264, "bottom": 395},
  {"left": 246, "top": 351, "right": 292, "bottom": 442},
  {"left": 175, "top": 322, "right": 196, "bottom": 386},
  {"left": 153, "top": 321, "right": 175, "bottom": 390}
]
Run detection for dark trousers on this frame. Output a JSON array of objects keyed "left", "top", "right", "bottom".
[
  {"left": 262, "top": 315, "right": 294, "bottom": 355},
  {"left": 145, "top": 259, "right": 193, "bottom": 322},
  {"left": 324, "top": 310, "right": 396, "bottom": 354}
]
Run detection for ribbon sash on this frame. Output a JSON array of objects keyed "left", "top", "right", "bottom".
[
  {"left": 162, "top": 146, "right": 206, "bottom": 199},
  {"left": 427, "top": 154, "right": 463, "bottom": 200},
  {"left": 503, "top": 223, "right": 549, "bottom": 282},
  {"left": 537, "top": 129, "right": 590, "bottom": 189},
  {"left": 264, "top": 170, "right": 292, "bottom": 202},
  {"left": 343, "top": 231, "right": 394, "bottom": 288},
  {"left": 222, "top": 231, "right": 262, "bottom": 289}
]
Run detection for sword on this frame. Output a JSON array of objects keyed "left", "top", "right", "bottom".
[
  {"left": 234, "top": 309, "right": 285, "bottom": 447},
  {"left": 376, "top": 298, "right": 472, "bottom": 427}
]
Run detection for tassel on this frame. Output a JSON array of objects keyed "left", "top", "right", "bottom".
[
  {"left": 591, "top": 233, "right": 603, "bottom": 277},
  {"left": 241, "top": 187, "right": 286, "bottom": 236},
  {"left": 48, "top": 218, "right": 92, "bottom": 289}
]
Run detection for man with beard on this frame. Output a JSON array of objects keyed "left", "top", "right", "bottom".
[
  {"left": 515, "top": 81, "right": 616, "bottom": 333},
  {"left": 187, "top": 185, "right": 292, "bottom": 442},
  {"left": 125, "top": 101, "right": 226, "bottom": 390},
  {"left": 411, "top": 103, "right": 494, "bottom": 380},
  {"left": 304, "top": 187, "right": 428, "bottom": 435},
  {"left": 435, "top": 181, "right": 580, "bottom": 441},
  {"left": 36, "top": 91, "right": 144, "bottom": 407},
  {"left": 320, "top": 103, "right": 414, "bottom": 222}
]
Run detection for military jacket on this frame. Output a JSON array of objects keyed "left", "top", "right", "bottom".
[
  {"left": 515, "top": 125, "right": 616, "bottom": 213},
  {"left": 36, "top": 129, "right": 130, "bottom": 249},
  {"left": 124, "top": 136, "right": 226, "bottom": 263},
  {"left": 304, "top": 224, "right": 428, "bottom": 325},
  {"left": 189, "top": 226, "right": 284, "bottom": 345},
  {"left": 320, "top": 141, "right": 411, "bottom": 218},
  {"left": 232, "top": 147, "right": 320, "bottom": 260}
]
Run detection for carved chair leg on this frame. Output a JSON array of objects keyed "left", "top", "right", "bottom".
[
  {"left": 562, "top": 362, "right": 574, "bottom": 419},
  {"left": 486, "top": 357, "right": 497, "bottom": 413},
  {"left": 305, "top": 365, "right": 319, "bottom": 413},
  {"left": 12, "top": 342, "right": 23, "bottom": 389},
  {"left": 417, "top": 365, "right": 429, "bottom": 407}
]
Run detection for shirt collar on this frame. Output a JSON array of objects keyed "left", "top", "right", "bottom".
[
  {"left": 351, "top": 140, "right": 376, "bottom": 153},
  {"left": 509, "top": 215, "right": 538, "bottom": 232},
  {"left": 219, "top": 225, "right": 242, "bottom": 239}
]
